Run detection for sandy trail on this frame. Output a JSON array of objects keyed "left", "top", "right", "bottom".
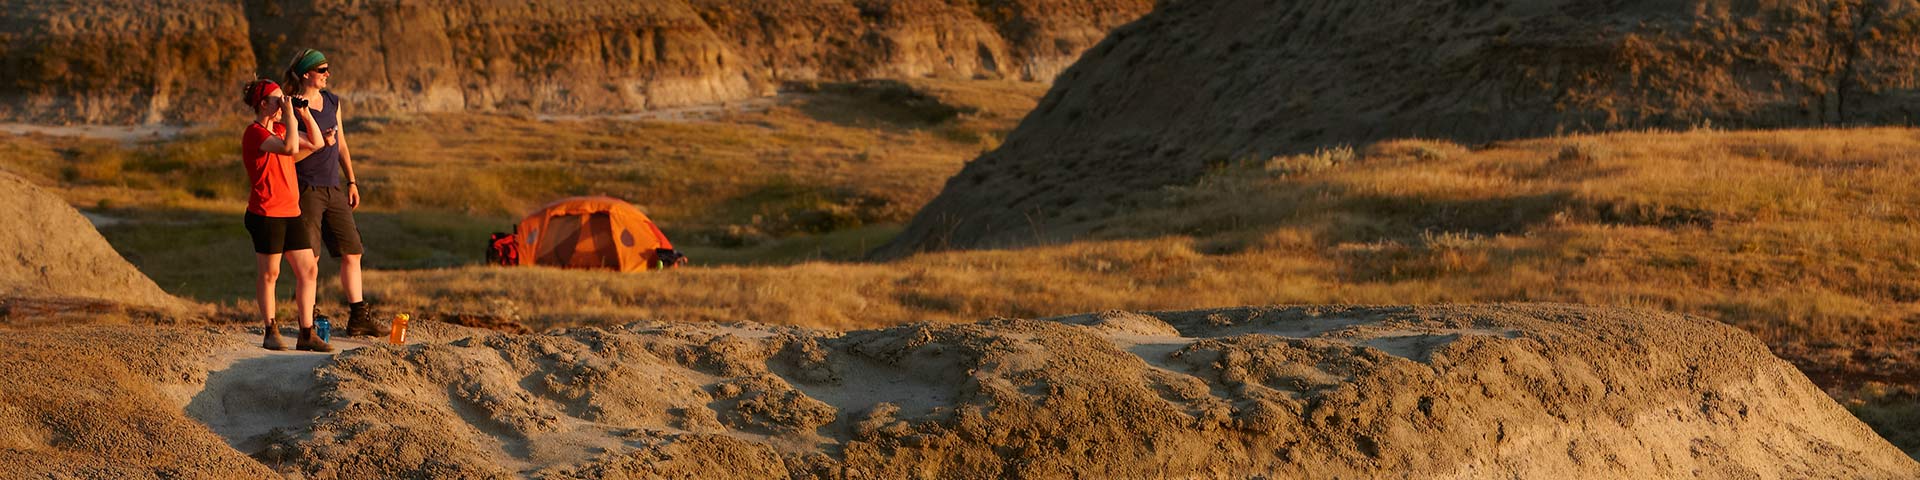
[
  {"left": 535, "top": 95, "right": 789, "bottom": 123},
  {"left": 0, "top": 122, "right": 185, "bottom": 142},
  {"left": 178, "top": 331, "right": 386, "bottom": 454}
]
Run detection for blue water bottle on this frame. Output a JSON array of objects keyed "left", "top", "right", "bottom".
[{"left": 315, "top": 315, "right": 332, "bottom": 342}]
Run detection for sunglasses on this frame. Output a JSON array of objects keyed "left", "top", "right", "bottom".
[{"left": 312, "top": 67, "right": 330, "bottom": 74}]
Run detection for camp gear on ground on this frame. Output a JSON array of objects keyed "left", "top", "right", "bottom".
[
  {"left": 512, "top": 196, "right": 676, "bottom": 272},
  {"left": 315, "top": 315, "right": 331, "bottom": 342},
  {"left": 390, "top": 313, "right": 409, "bottom": 345},
  {"left": 346, "top": 301, "right": 386, "bottom": 337},
  {"left": 296, "top": 326, "right": 333, "bottom": 352},
  {"left": 654, "top": 248, "right": 688, "bottom": 268},
  {"left": 487, "top": 232, "right": 520, "bottom": 266},
  {"left": 262, "top": 324, "right": 290, "bottom": 351}
]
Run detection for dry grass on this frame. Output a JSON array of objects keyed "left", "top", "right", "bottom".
[
  {"left": 370, "top": 128, "right": 1920, "bottom": 384},
  {"left": 346, "top": 78, "right": 1039, "bottom": 241},
  {"left": 0, "top": 79, "right": 1045, "bottom": 301},
  {"left": 1838, "top": 382, "right": 1920, "bottom": 458},
  {"left": 3, "top": 90, "right": 1915, "bottom": 452},
  {"left": 358, "top": 126, "right": 1920, "bottom": 453}
]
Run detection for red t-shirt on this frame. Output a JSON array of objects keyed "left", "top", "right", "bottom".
[{"left": 243, "top": 122, "right": 301, "bottom": 217}]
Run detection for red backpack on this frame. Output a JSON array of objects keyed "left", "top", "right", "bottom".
[{"left": 487, "top": 232, "right": 520, "bottom": 266}]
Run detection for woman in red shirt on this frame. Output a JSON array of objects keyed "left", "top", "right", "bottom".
[{"left": 241, "top": 79, "right": 330, "bottom": 352}]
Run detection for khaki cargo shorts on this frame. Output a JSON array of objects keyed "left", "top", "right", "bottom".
[{"left": 298, "top": 185, "right": 365, "bottom": 257}]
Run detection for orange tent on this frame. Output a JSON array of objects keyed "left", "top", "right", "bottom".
[{"left": 514, "top": 196, "right": 674, "bottom": 271}]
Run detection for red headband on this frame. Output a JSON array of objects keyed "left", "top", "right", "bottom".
[{"left": 245, "top": 80, "right": 281, "bottom": 108}]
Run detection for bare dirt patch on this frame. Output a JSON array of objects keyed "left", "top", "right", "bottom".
[{"left": 193, "top": 305, "right": 1920, "bottom": 477}]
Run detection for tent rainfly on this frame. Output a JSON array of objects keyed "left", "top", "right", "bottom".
[{"left": 512, "top": 196, "right": 676, "bottom": 271}]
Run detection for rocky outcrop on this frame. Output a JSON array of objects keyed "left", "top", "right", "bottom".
[
  {"left": 0, "top": 0, "right": 1152, "bottom": 124},
  {"left": 0, "top": 1, "right": 254, "bottom": 125},
  {"left": 258, "top": 304, "right": 1918, "bottom": 478},
  {"left": 879, "top": 0, "right": 1920, "bottom": 256},
  {"left": 243, "top": 0, "right": 761, "bottom": 116}
]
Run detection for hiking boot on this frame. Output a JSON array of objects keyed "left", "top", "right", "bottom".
[
  {"left": 345, "top": 301, "right": 388, "bottom": 337},
  {"left": 262, "top": 323, "right": 290, "bottom": 351},
  {"left": 296, "top": 326, "right": 334, "bottom": 353}
]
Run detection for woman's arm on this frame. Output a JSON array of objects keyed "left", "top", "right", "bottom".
[
  {"left": 261, "top": 97, "right": 300, "bottom": 155},
  {"left": 337, "top": 102, "right": 359, "bottom": 208},
  {"left": 291, "top": 104, "right": 325, "bottom": 161}
]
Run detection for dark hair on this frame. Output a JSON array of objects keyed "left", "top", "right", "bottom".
[
  {"left": 242, "top": 78, "right": 277, "bottom": 108},
  {"left": 282, "top": 49, "right": 327, "bottom": 94},
  {"left": 282, "top": 54, "right": 308, "bottom": 95}
]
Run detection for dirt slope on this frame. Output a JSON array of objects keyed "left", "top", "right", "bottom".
[
  {"left": 0, "top": 0, "right": 1151, "bottom": 124},
  {"left": 0, "top": 171, "right": 189, "bottom": 319},
  {"left": 207, "top": 304, "right": 1912, "bottom": 478},
  {"left": 880, "top": 0, "right": 1920, "bottom": 255},
  {"left": 0, "top": 326, "right": 266, "bottom": 479}
]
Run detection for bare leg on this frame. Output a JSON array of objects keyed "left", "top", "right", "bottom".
[
  {"left": 341, "top": 253, "right": 364, "bottom": 303},
  {"left": 255, "top": 253, "right": 283, "bottom": 326},
  {"left": 289, "top": 249, "right": 320, "bottom": 328}
]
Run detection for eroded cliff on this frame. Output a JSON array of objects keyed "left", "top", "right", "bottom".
[
  {"left": 880, "top": 0, "right": 1920, "bottom": 255},
  {"left": 0, "top": 0, "right": 1151, "bottom": 124}
]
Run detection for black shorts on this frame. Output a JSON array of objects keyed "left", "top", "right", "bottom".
[
  {"left": 245, "top": 213, "right": 313, "bottom": 254},
  {"left": 299, "top": 186, "right": 365, "bottom": 257}
]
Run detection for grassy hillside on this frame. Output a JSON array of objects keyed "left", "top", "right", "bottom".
[
  {"left": 1, "top": 86, "right": 1913, "bottom": 455},
  {"left": 371, "top": 128, "right": 1920, "bottom": 376},
  {"left": 364, "top": 127, "right": 1920, "bottom": 456},
  {"left": 0, "top": 79, "right": 1045, "bottom": 300}
]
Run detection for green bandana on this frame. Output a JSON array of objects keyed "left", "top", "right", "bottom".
[{"left": 293, "top": 49, "right": 327, "bottom": 73}]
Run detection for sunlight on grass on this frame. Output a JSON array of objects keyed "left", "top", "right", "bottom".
[
  {"left": 367, "top": 128, "right": 1920, "bottom": 408},
  {"left": 0, "top": 79, "right": 1044, "bottom": 304},
  {"left": 3, "top": 89, "right": 1916, "bottom": 455}
]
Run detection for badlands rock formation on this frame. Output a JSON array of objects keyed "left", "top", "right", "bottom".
[
  {"left": 0, "top": 0, "right": 1151, "bottom": 124},
  {"left": 0, "top": 171, "right": 190, "bottom": 318},
  {"left": 882, "top": 0, "right": 1920, "bottom": 255},
  {"left": 213, "top": 305, "right": 1915, "bottom": 478},
  {"left": 0, "top": 0, "right": 254, "bottom": 125}
]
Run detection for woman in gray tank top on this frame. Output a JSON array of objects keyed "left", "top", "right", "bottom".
[{"left": 284, "top": 48, "right": 387, "bottom": 338}]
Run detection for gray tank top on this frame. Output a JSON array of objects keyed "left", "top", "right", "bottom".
[{"left": 295, "top": 91, "right": 343, "bottom": 188}]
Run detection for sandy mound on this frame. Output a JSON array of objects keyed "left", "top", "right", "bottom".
[
  {"left": 0, "top": 326, "right": 267, "bottom": 478},
  {"left": 880, "top": 0, "right": 1920, "bottom": 255},
  {"left": 182, "top": 304, "right": 1912, "bottom": 478},
  {"left": 0, "top": 171, "right": 190, "bottom": 319},
  {"left": 0, "top": 317, "right": 497, "bottom": 478}
]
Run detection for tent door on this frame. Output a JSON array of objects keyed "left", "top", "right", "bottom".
[{"left": 537, "top": 213, "right": 620, "bottom": 270}]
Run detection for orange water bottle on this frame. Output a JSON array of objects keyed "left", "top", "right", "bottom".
[{"left": 389, "top": 313, "right": 410, "bottom": 345}]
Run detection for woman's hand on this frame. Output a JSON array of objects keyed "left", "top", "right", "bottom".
[
  {"left": 347, "top": 183, "right": 360, "bottom": 209},
  {"left": 294, "top": 99, "right": 325, "bottom": 152},
  {"left": 280, "top": 96, "right": 300, "bottom": 154}
]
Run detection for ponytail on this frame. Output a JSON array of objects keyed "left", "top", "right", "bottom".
[{"left": 283, "top": 48, "right": 328, "bottom": 94}]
